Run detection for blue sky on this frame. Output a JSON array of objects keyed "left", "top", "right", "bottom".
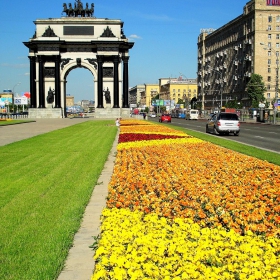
[{"left": 0, "top": 0, "right": 247, "bottom": 101}]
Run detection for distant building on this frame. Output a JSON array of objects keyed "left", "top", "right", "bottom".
[
  {"left": 158, "top": 78, "right": 197, "bottom": 108},
  {"left": 129, "top": 85, "right": 145, "bottom": 107},
  {"left": 66, "top": 95, "right": 74, "bottom": 107},
  {"left": 197, "top": 0, "right": 280, "bottom": 110},
  {"left": 141, "top": 84, "right": 159, "bottom": 107}
]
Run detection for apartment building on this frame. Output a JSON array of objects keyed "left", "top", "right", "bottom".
[
  {"left": 159, "top": 77, "right": 197, "bottom": 108},
  {"left": 129, "top": 84, "right": 145, "bottom": 107},
  {"left": 141, "top": 84, "right": 160, "bottom": 107},
  {"left": 197, "top": 0, "right": 280, "bottom": 111}
]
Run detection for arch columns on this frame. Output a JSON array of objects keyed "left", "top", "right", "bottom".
[
  {"left": 97, "top": 55, "right": 104, "bottom": 108},
  {"left": 54, "top": 55, "right": 61, "bottom": 108},
  {"left": 122, "top": 55, "right": 130, "bottom": 108},
  {"left": 28, "top": 56, "right": 37, "bottom": 108},
  {"left": 38, "top": 55, "right": 45, "bottom": 108},
  {"left": 113, "top": 56, "right": 120, "bottom": 108}
]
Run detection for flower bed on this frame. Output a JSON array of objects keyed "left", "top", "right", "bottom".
[{"left": 92, "top": 120, "right": 280, "bottom": 280}]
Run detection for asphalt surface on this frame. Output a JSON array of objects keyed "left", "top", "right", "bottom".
[
  {"left": 1, "top": 117, "right": 118, "bottom": 280},
  {"left": 0, "top": 118, "right": 91, "bottom": 146}
]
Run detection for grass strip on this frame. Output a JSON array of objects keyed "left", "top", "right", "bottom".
[
  {"left": 0, "top": 119, "right": 35, "bottom": 125},
  {"left": 0, "top": 120, "right": 117, "bottom": 280}
]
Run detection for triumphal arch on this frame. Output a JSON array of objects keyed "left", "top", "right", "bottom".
[{"left": 24, "top": 1, "right": 134, "bottom": 118}]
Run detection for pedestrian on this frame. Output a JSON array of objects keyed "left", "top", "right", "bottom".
[
  {"left": 143, "top": 113, "right": 146, "bottom": 120},
  {"left": 115, "top": 118, "right": 120, "bottom": 127}
]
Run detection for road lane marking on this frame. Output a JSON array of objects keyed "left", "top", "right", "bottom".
[{"left": 255, "top": 136, "right": 265, "bottom": 139}]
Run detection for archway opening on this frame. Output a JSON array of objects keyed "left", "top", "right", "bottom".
[{"left": 65, "top": 67, "right": 95, "bottom": 115}]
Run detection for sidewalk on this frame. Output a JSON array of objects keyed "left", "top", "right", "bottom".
[
  {"left": 0, "top": 118, "right": 117, "bottom": 280},
  {"left": 0, "top": 118, "right": 90, "bottom": 146}
]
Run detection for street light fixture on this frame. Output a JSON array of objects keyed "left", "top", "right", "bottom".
[
  {"left": 260, "top": 42, "right": 278, "bottom": 124},
  {"left": 207, "top": 66, "right": 223, "bottom": 109},
  {"left": 12, "top": 82, "right": 21, "bottom": 94},
  {"left": 12, "top": 82, "right": 21, "bottom": 114}
]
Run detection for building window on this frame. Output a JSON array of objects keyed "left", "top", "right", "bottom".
[
  {"left": 268, "top": 51, "right": 272, "bottom": 56},
  {"left": 268, "top": 76, "right": 271, "bottom": 82},
  {"left": 268, "top": 34, "right": 272, "bottom": 39},
  {"left": 268, "top": 68, "right": 271, "bottom": 73},
  {"left": 178, "top": 89, "right": 180, "bottom": 92},
  {"left": 277, "top": 34, "right": 280, "bottom": 39},
  {"left": 277, "top": 51, "right": 280, "bottom": 57},
  {"left": 277, "top": 26, "right": 280, "bottom": 31},
  {"left": 276, "top": 43, "right": 280, "bottom": 48},
  {"left": 268, "top": 42, "right": 272, "bottom": 48},
  {"left": 277, "top": 16, "right": 280, "bottom": 22},
  {"left": 267, "top": 93, "right": 271, "bottom": 98},
  {"left": 267, "top": 84, "right": 271, "bottom": 90},
  {"left": 268, "top": 25, "right": 272, "bottom": 30},
  {"left": 268, "top": 16, "right": 273, "bottom": 22},
  {"left": 268, "top": 59, "right": 271, "bottom": 64}
]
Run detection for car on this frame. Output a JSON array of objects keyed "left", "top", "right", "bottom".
[
  {"left": 149, "top": 112, "right": 157, "bottom": 118},
  {"left": 206, "top": 112, "right": 240, "bottom": 136},
  {"left": 186, "top": 109, "right": 199, "bottom": 120},
  {"left": 159, "top": 113, "right": 171, "bottom": 123}
]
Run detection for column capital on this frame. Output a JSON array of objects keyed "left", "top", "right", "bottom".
[
  {"left": 96, "top": 55, "right": 104, "bottom": 63},
  {"left": 122, "top": 55, "right": 130, "bottom": 63}
]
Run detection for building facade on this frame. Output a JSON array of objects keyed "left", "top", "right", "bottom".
[
  {"left": 159, "top": 77, "right": 197, "bottom": 108},
  {"left": 129, "top": 84, "right": 145, "bottom": 107},
  {"left": 197, "top": 0, "right": 280, "bottom": 111},
  {"left": 142, "top": 84, "right": 159, "bottom": 107}
]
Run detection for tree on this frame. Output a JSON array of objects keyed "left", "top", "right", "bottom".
[
  {"left": 224, "top": 99, "right": 243, "bottom": 109},
  {"left": 246, "top": 74, "right": 266, "bottom": 108},
  {"left": 177, "top": 98, "right": 185, "bottom": 105},
  {"left": 190, "top": 97, "right": 198, "bottom": 109}
]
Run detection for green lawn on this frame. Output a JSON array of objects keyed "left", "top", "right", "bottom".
[
  {"left": 0, "top": 120, "right": 117, "bottom": 280},
  {"left": 0, "top": 119, "right": 35, "bottom": 126}
]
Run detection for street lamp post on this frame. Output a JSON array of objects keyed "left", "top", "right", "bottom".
[
  {"left": 12, "top": 82, "right": 21, "bottom": 114},
  {"left": 260, "top": 43, "right": 278, "bottom": 124}
]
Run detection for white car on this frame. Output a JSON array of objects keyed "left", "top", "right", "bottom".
[
  {"left": 206, "top": 112, "right": 240, "bottom": 136},
  {"left": 186, "top": 109, "right": 199, "bottom": 120},
  {"left": 149, "top": 113, "right": 157, "bottom": 118}
]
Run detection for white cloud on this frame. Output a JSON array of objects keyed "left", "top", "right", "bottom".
[{"left": 129, "top": 34, "right": 142, "bottom": 40}]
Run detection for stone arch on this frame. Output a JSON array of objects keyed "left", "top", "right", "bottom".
[{"left": 23, "top": 4, "right": 134, "bottom": 119}]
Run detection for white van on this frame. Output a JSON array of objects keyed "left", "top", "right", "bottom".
[{"left": 186, "top": 109, "right": 199, "bottom": 120}]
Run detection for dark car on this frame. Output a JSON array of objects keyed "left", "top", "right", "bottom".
[
  {"left": 206, "top": 112, "right": 240, "bottom": 136},
  {"left": 159, "top": 114, "right": 171, "bottom": 123}
]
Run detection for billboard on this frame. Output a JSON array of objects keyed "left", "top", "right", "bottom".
[
  {"left": 14, "top": 97, "right": 28, "bottom": 105},
  {"left": 152, "top": 100, "right": 175, "bottom": 107}
]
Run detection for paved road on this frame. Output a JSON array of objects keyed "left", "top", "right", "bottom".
[
  {"left": 0, "top": 118, "right": 91, "bottom": 146},
  {"left": 149, "top": 117, "right": 280, "bottom": 153}
]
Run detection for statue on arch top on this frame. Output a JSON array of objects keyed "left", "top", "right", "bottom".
[{"left": 62, "top": 1, "right": 95, "bottom": 17}]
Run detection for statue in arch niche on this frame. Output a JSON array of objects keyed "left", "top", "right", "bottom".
[
  {"left": 47, "top": 87, "right": 55, "bottom": 103},
  {"left": 103, "top": 87, "right": 111, "bottom": 104}
]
